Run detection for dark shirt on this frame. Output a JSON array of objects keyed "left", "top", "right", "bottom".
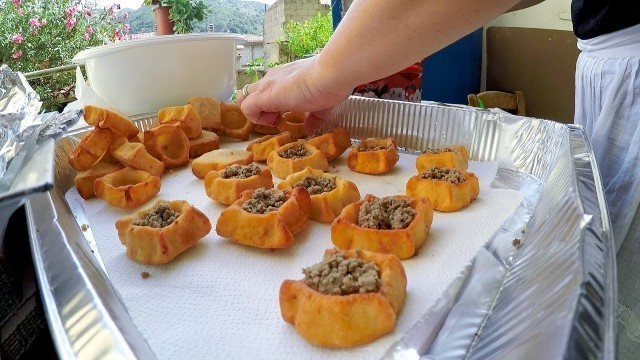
[{"left": 572, "top": 1, "right": 640, "bottom": 40}]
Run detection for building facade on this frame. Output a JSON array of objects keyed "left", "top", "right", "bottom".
[{"left": 263, "top": 0, "right": 331, "bottom": 65}]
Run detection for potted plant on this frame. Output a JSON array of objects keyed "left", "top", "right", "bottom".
[{"left": 145, "top": 0, "right": 208, "bottom": 35}]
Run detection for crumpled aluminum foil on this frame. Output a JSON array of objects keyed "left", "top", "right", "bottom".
[{"left": 0, "top": 64, "right": 43, "bottom": 184}]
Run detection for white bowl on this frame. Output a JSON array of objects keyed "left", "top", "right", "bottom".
[{"left": 73, "top": 33, "right": 245, "bottom": 116}]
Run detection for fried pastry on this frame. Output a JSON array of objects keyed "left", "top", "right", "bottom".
[
  {"left": 83, "top": 105, "right": 139, "bottom": 139},
  {"left": 188, "top": 97, "right": 222, "bottom": 131},
  {"left": 277, "top": 111, "right": 308, "bottom": 138},
  {"left": 277, "top": 167, "right": 360, "bottom": 223},
  {"left": 74, "top": 160, "right": 124, "bottom": 199},
  {"left": 303, "top": 127, "right": 351, "bottom": 162},
  {"left": 347, "top": 138, "right": 399, "bottom": 174},
  {"left": 406, "top": 167, "right": 479, "bottom": 211},
  {"left": 219, "top": 102, "right": 253, "bottom": 140},
  {"left": 416, "top": 145, "right": 469, "bottom": 172},
  {"left": 246, "top": 131, "right": 296, "bottom": 162},
  {"left": 280, "top": 249, "right": 406, "bottom": 348},
  {"left": 115, "top": 200, "right": 211, "bottom": 265},
  {"left": 205, "top": 164, "right": 274, "bottom": 205},
  {"left": 331, "top": 194, "right": 433, "bottom": 259},
  {"left": 267, "top": 141, "right": 328, "bottom": 179},
  {"left": 68, "top": 127, "right": 114, "bottom": 171},
  {"left": 216, "top": 187, "right": 311, "bottom": 248},
  {"left": 192, "top": 149, "right": 254, "bottom": 179},
  {"left": 189, "top": 130, "right": 220, "bottom": 159},
  {"left": 143, "top": 123, "right": 190, "bottom": 169},
  {"left": 158, "top": 104, "right": 203, "bottom": 140},
  {"left": 110, "top": 137, "right": 164, "bottom": 177},
  {"left": 94, "top": 167, "right": 161, "bottom": 209}
]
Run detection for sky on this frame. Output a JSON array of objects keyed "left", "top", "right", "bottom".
[{"left": 94, "top": 0, "right": 277, "bottom": 11}]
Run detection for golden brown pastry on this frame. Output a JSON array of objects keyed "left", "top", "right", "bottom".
[
  {"left": 246, "top": 131, "right": 296, "bottom": 162},
  {"left": 347, "top": 138, "right": 399, "bottom": 175},
  {"left": 83, "top": 105, "right": 139, "bottom": 139},
  {"left": 115, "top": 200, "right": 211, "bottom": 265},
  {"left": 205, "top": 164, "right": 274, "bottom": 205},
  {"left": 406, "top": 167, "right": 479, "bottom": 211},
  {"left": 267, "top": 141, "right": 328, "bottom": 179},
  {"left": 280, "top": 249, "right": 406, "bottom": 348},
  {"left": 189, "top": 130, "right": 220, "bottom": 159},
  {"left": 416, "top": 145, "right": 469, "bottom": 172},
  {"left": 254, "top": 123, "right": 280, "bottom": 135},
  {"left": 277, "top": 111, "right": 308, "bottom": 138},
  {"left": 219, "top": 102, "right": 254, "bottom": 140},
  {"left": 158, "top": 104, "right": 203, "bottom": 140},
  {"left": 277, "top": 167, "right": 360, "bottom": 223},
  {"left": 216, "top": 187, "right": 311, "bottom": 248},
  {"left": 191, "top": 149, "right": 254, "bottom": 179},
  {"left": 331, "top": 194, "right": 433, "bottom": 259},
  {"left": 143, "top": 123, "right": 190, "bottom": 169},
  {"left": 110, "top": 137, "right": 165, "bottom": 177},
  {"left": 68, "top": 127, "right": 114, "bottom": 171},
  {"left": 303, "top": 127, "right": 351, "bottom": 162},
  {"left": 188, "top": 97, "right": 222, "bottom": 131},
  {"left": 74, "top": 160, "right": 124, "bottom": 199},
  {"left": 94, "top": 167, "right": 161, "bottom": 209}
]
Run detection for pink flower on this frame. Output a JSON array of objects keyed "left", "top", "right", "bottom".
[
  {"left": 114, "top": 29, "right": 124, "bottom": 41},
  {"left": 16, "top": 8, "right": 24, "bottom": 15},
  {"left": 85, "top": 10, "right": 92, "bottom": 17},
  {"left": 12, "top": 50, "right": 23, "bottom": 59},
  {"left": 40, "top": 18, "right": 47, "bottom": 25},
  {"left": 123, "top": 12, "right": 129, "bottom": 19},
  {"left": 11, "top": 34, "right": 24, "bottom": 44},
  {"left": 29, "top": 18, "right": 40, "bottom": 28},
  {"left": 87, "top": 25, "right": 95, "bottom": 35},
  {"left": 83, "top": 33, "right": 90, "bottom": 40},
  {"left": 124, "top": 24, "right": 130, "bottom": 33},
  {"left": 12, "top": 0, "right": 20, "bottom": 6},
  {"left": 65, "top": 17, "right": 76, "bottom": 30},
  {"left": 65, "top": 7, "right": 76, "bottom": 16}
]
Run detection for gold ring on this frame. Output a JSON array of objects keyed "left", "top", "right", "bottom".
[{"left": 241, "top": 84, "right": 250, "bottom": 97}]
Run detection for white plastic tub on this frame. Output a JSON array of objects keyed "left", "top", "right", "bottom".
[{"left": 73, "top": 33, "right": 245, "bottom": 116}]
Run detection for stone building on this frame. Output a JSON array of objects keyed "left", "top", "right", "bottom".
[{"left": 263, "top": 0, "right": 331, "bottom": 65}]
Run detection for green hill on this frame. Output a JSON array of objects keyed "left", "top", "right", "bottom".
[{"left": 125, "top": 0, "right": 267, "bottom": 35}]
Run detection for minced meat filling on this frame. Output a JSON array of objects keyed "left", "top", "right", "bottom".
[
  {"left": 221, "top": 164, "right": 262, "bottom": 179},
  {"left": 420, "top": 166, "right": 466, "bottom": 184},
  {"left": 422, "top": 147, "right": 458, "bottom": 154},
  {"left": 303, "top": 252, "right": 380, "bottom": 295},
  {"left": 241, "top": 188, "right": 288, "bottom": 214},
  {"left": 133, "top": 202, "right": 181, "bottom": 228},
  {"left": 358, "top": 197, "right": 415, "bottom": 230},
  {"left": 293, "top": 175, "right": 336, "bottom": 195},
  {"left": 279, "top": 145, "right": 310, "bottom": 159},
  {"left": 358, "top": 145, "right": 387, "bottom": 152}
]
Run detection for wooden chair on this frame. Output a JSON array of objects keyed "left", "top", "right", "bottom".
[{"left": 467, "top": 91, "right": 526, "bottom": 116}]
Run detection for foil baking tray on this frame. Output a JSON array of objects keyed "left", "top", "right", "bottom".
[{"left": 24, "top": 97, "right": 616, "bottom": 359}]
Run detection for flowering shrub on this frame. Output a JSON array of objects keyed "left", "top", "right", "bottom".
[{"left": 1, "top": 0, "right": 130, "bottom": 110}]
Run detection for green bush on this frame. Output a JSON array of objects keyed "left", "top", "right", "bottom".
[
  {"left": 1, "top": 0, "right": 129, "bottom": 110},
  {"left": 282, "top": 11, "right": 332, "bottom": 60}
]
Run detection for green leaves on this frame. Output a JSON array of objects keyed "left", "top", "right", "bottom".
[
  {"left": 166, "top": 0, "right": 208, "bottom": 34},
  {"left": 282, "top": 11, "right": 332, "bottom": 60}
]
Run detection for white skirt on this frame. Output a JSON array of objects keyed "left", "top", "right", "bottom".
[{"left": 575, "top": 23, "right": 640, "bottom": 359}]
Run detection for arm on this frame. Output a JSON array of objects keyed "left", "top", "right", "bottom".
[{"left": 239, "top": 0, "right": 528, "bottom": 127}]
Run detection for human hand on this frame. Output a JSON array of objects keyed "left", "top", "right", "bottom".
[{"left": 236, "top": 57, "right": 352, "bottom": 135}]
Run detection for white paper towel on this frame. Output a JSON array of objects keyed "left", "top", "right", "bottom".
[{"left": 67, "top": 139, "right": 523, "bottom": 359}]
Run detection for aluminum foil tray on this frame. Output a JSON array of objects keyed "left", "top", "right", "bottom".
[{"left": 24, "top": 97, "right": 616, "bottom": 359}]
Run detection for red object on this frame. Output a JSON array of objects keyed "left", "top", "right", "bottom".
[
  {"left": 154, "top": 6, "right": 175, "bottom": 36},
  {"left": 352, "top": 62, "right": 423, "bottom": 102}
]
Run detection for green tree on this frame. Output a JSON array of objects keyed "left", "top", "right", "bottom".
[{"left": 281, "top": 11, "right": 332, "bottom": 60}]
